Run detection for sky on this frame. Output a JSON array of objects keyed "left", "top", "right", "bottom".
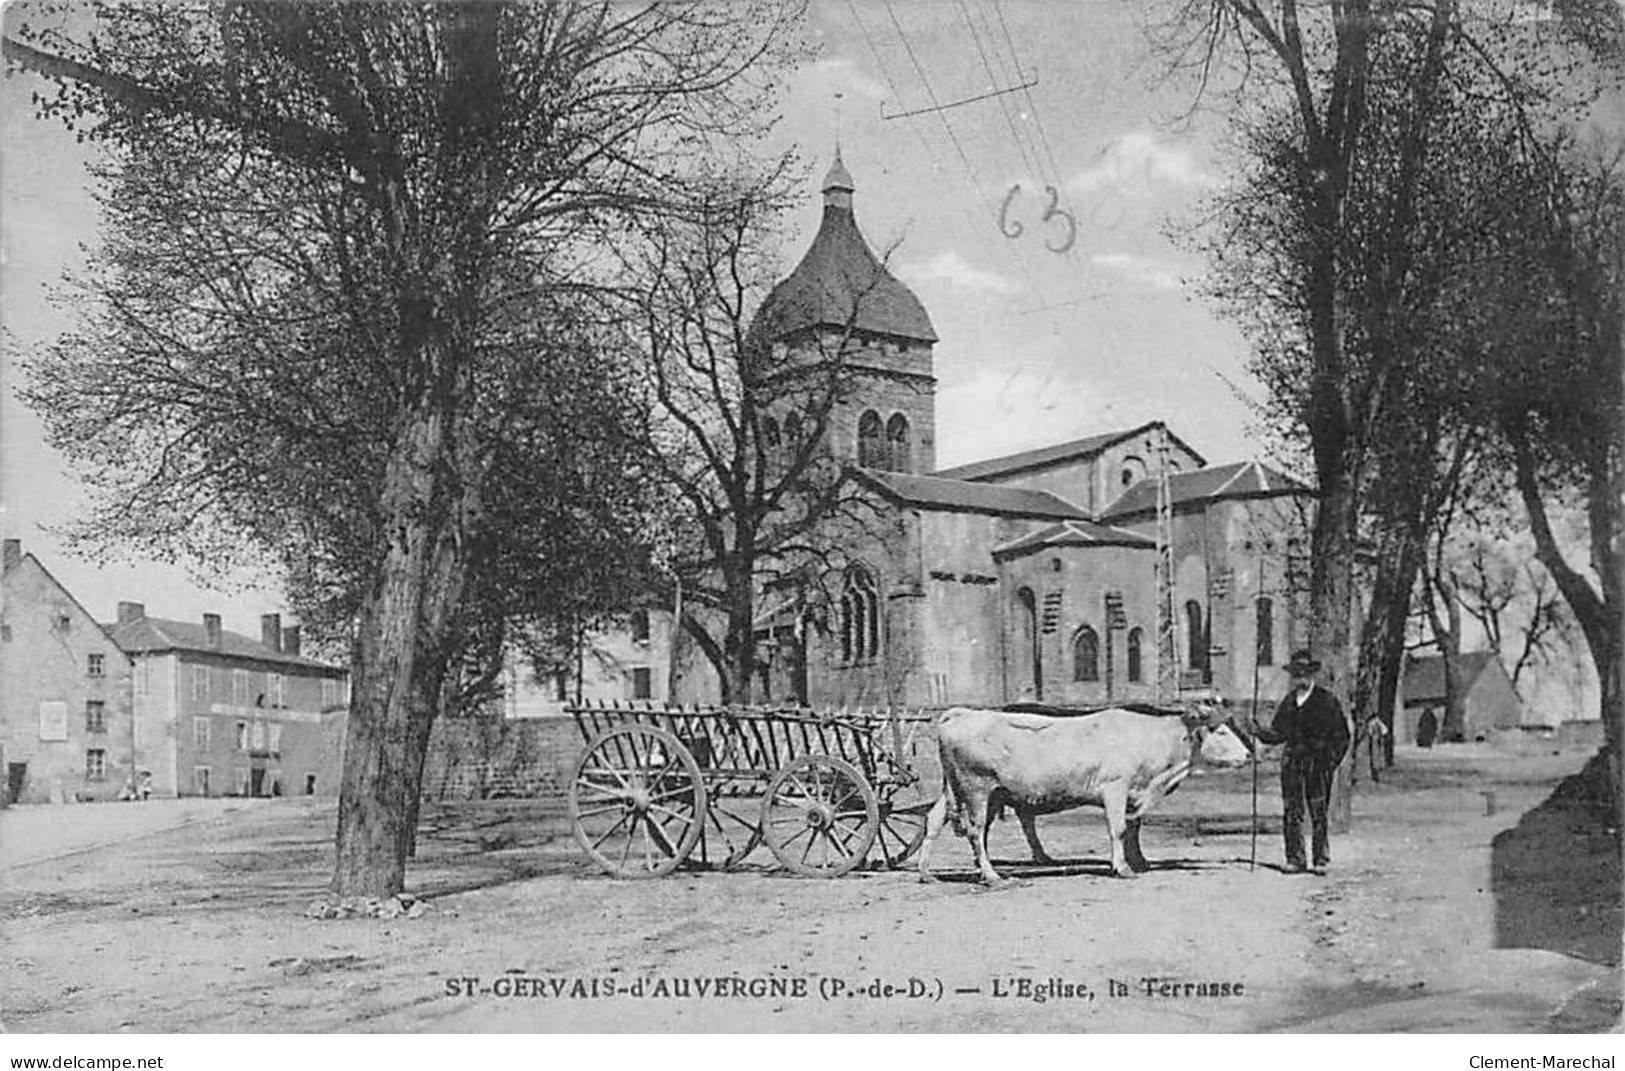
[{"left": 0, "top": 0, "right": 1266, "bottom": 635}]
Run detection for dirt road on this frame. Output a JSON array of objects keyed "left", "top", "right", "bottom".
[{"left": 1, "top": 743, "right": 1618, "bottom": 1032}]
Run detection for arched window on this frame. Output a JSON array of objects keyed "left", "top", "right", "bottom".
[
  {"left": 1127, "top": 627, "right": 1143, "bottom": 682},
  {"left": 1185, "top": 599, "right": 1208, "bottom": 679},
  {"left": 1256, "top": 597, "right": 1274, "bottom": 667},
  {"left": 840, "top": 567, "right": 880, "bottom": 663},
  {"left": 761, "top": 416, "right": 781, "bottom": 480},
  {"left": 1119, "top": 455, "right": 1146, "bottom": 488},
  {"left": 886, "top": 413, "right": 911, "bottom": 473},
  {"left": 1072, "top": 626, "right": 1100, "bottom": 683},
  {"left": 857, "top": 410, "right": 884, "bottom": 467},
  {"left": 783, "top": 410, "right": 803, "bottom": 455},
  {"left": 629, "top": 609, "right": 650, "bottom": 644}
]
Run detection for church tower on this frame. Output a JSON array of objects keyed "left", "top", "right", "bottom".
[{"left": 749, "top": 152, "right": 938, "bottom": 474}]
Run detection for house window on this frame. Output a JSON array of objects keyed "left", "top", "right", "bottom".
[
  {"left": 839, "top": 566, "right": 881, "bottom": 663},
  {"left": 194, "top": 766, "right": 212, "bottom": 797},
  {"left": 194, "top": 717, "right": 211, "bottom": 750},
  {"left": 857, "top": 410, "right": 884, "bottom": 467},
  {"left": 231, "top": 669, "right": 249, "bottom": 705},
  {"left": 631, "top": 667, "right": 653, "bottom": 700},
  {"left": 84, "top": 700, "right": 106, "bottom": 734},
  {"left": 267, "top": 723, "right": 282, "bottom": 754},
  {"left": 87, "top": 653, "right": 105, "bottom": 677},
  {"left": 630, "top": 609, "right": 650, "bottom": 645},
  {"left": 250, "top": 721, "right": 265, "bottom": 751},
  {"left": 192, "top": 665, "right": 208, "bottom": 700},
  {"left": 1256, "top": 597, "right": 1275, "bottom": 667},
  {"left": 1073, "top": 626, "right": 1101, "bottom": 683},
  {"left": 886, "top": 413, "right": 911, "bottom": 473},
  {"left": 54, "top": 614, "right": 71, "bottom": 634},
  {"left": 86, "top": 749, "right": 107, "bottom": 781},
  {"left": 1127, "top": 628, "right": 1144, "bottom": 682},
  {"left": 305, "top": 774, "right": 317, "bottom": 796},
  {"left": 269, "top": 673, "right": 285, "bottom": 708},
  {"left": 235, "top": 721, "right": 248, "bottom": 751}
]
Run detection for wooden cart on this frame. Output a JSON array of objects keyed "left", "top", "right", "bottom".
[{"left": 565, "top": 702, "right": 938, "bottom": 879}]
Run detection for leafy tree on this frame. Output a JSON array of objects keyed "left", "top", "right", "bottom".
[{"left": 7, "top": 0, "right": 804, "bottom": 895}]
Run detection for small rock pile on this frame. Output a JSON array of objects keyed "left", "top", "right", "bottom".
[{"left": 303, "top": 894, "right": 428, "bottom": 920}]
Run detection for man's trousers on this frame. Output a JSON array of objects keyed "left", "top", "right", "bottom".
[{"left": 1281, "top": 753, "right": 1338, "bottom": 868}]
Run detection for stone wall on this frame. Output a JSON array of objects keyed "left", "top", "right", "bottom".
[{"left": 421, "top": 715, "right": 585, "bottom": 801}]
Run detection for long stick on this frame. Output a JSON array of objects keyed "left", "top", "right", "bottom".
[{"left": 1249, "top": 541, "right": 1266, "bottom": 872}]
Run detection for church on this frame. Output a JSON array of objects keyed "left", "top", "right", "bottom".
[{"left": 536, "top": 154, "right": 1318, "bottom": 718}]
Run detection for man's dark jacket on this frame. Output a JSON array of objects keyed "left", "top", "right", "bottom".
[{"left": 1257, "top": 686, "right": 1350, "bottom": 764}]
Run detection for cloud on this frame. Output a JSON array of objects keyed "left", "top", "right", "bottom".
[
  {"left": 899, "top": 251, "right": 1021, "bottom": 295},
  {"left": 1090, "top": 252, "right": 1189, "bottom": 291},
  {"left": 1069, "top": 132, "right": 1215, "bottom": 197}
]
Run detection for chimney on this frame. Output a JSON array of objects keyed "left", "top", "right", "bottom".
[
  {"left": 203, "top": 613, "right": 222, "bottom": 649},
  {"left": 117, "top": 601, "right": 146, "bottom": 625},
  {"left": 281, "top": 625, "right": 301, "bottom": 658},
  {"left": 2, "top": 539, "right": 19, "bottom": 573},
  {"left": 260, "top": 613, "right": 282, "bottom": 653}
]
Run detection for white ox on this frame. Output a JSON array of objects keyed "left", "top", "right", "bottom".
[{"left": 918, "top": 705, "right": 1252, "bottom": 884}]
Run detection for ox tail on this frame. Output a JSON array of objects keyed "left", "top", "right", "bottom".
[{"left": 933, "top": 712, "right": 970, "bottom": 839}]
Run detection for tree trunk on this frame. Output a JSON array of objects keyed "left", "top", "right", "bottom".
[
  {"left": 330, "top": 390, "right": 467, "bottom": 897},
  {"left": 1311, "top": 468, "right": 1359, "bottom": 833}
]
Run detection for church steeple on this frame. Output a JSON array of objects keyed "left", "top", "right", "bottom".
[{"left": 822, "top": 147, "right": 855, "bottom": 211}]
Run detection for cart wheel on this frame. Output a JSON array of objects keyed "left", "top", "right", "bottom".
[
  {"left": 761, "top": 755, "right": 878, "bottom": 877},
  {"left": 872, "top": 789, "right": 933, "bottom": 869},
  {"left": 569, "top": 726, "right": 706, "bottom": 878}
]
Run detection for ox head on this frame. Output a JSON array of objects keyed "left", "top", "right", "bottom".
[
  {"left": 1197, "top": 723, "right": 1252, "bottom": 767},
  {"left": 1180, "top": 698, "right": 1253, "bottom": 767}
]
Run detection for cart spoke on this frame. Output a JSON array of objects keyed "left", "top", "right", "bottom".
[{"left": 587, "top": 809, "right": 634, "bottom": 851}]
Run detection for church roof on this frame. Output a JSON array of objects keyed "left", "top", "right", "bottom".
[
  {"left": 992, "top": 519, "right": 1155, "bottom": 559},
  {"left": 748, "top": 157, "right": 937, "bottom": 345},
  {"left": 1099, "top": 460, "right": 1310, "bottom": 521},
  {"left": 852, "top": 468, "right": 1087, "bottom": 520},
  {"left": 934, "top": 421, "right": 1205, "bottom": 483}
]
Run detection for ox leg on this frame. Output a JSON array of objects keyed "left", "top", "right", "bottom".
[
  {"left": 966, "top": 793, "right": 1005, "bottom": 884},
  {"left": 1016, "top": 809, "right": 1056, "bottom": 866},
  {"left": 1124, "top": 817, "right": 1151, "bottom": 873},
  {"left": 1102, "top": 785, "right": 1136, "bottom": 878},
  {"left": 917, "top": 796, "right": 950, "bottom": 882}
]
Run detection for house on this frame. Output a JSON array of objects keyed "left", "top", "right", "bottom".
[
  {"left": 0, "top": 539, "right": 136, "bottom": 804},
  {"left": 1399, "top": 650, "right": 1525, "bottom": 744},
  {"left": 665, "top": 153, "right": 1315, "bottom": 711},
  {"left": 108, "top": 603, "right": 348, "bottom": 797}
]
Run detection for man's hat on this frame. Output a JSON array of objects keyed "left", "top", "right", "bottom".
[{"left": 1284, "top": 649, "right": 1321, "bottom": 676}]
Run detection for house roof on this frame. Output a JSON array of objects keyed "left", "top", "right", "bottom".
[
  {"left": 933, "top": 421, "right": 1205, "bottom": 483},
  {"left": 852, "top": 468, "right": 1088, "bottom": 520},
  {"left": 4, "top": 552, "right": 132, "bottom": 660},
  {"left": 993, "top": 519, "right": 1156, "bottom": 559},
  {"left": 747, "top": 157, "right": 937, "bottom": 345},
  {"left": 1402, "top": 651, "right": 1503, "bottom": 705},
  {"left": 108, "top": 616, "right": 342, "bottom": 673},
  {"left": 1100, "top": 460, "right": 1311, "bottom": 521}
]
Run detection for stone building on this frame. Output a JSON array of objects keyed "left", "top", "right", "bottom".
[
  {"left": 1399, "top": 651, "right": 1526, "bottom": 744},
  {"left": 665, "top": 154, "right": 1314, "bottom": 712},
  {"left": 1, "top": 539, "right": 136, "bottom": 803},
  {"left": 108, "top": 603, "right": 349, "bottom": 798}
]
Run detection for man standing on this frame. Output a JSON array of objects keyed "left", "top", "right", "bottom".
[{"left": 1249, "top": 650, "right": 1350, "bottom": 875}]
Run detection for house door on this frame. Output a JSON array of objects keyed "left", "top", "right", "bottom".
[
  {"left": 7, "top": 763, "right": 26, "bottom": 805},
  {"left": 1014, "top": 588, "right": 1041, "bottom": 700},
  {"left": 249, "top": 766, "right": 266, "bottom": 797}
]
